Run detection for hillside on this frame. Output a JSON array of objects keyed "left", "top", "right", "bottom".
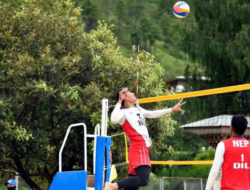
[{"left": 73, "top": 0, "right": 196, "bottom": 78}]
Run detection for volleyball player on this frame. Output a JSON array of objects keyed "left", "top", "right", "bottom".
[
  {"left": 205, "top": 115, "right": 250, "bottom": 190},
  {"left": 104, "top": 87, "right": 186, "bottom": 190}
]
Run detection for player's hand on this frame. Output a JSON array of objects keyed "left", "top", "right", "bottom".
[
  {"left": 172, "top": 98, "right": 186, "bottom": 112},
  {"left": 118, "top": 87, "right": 128, "bottom": 103}
]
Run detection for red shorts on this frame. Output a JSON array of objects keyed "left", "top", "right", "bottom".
[{"left": 128, "top": 146, "right": 151, "bottom": 175}]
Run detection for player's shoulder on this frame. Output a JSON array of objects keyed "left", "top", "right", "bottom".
[
  {"left": 223, "top": 137, "right": 249, "bottom": 143},
  {"left": 121, "top": 106, "right": 139, "bottom": 113},
  {"left": 221, "top": 138, "right": 233, "bottom": 146},
  {"left": 217, "top": 141, "right": 225, "bottom": 147},
  {"left": 222, "top": 138, "right": 231, "bottom": 143},
  {"left": 124, "top": 105, "right": 142, "bottom": 111},
  {"left": 215, "top": 141, "right": 225, "bottom": 152},
  {"left": 135, "top": 105, "right": 145, "bottom": 112}
]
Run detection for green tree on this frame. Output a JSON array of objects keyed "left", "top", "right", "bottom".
[
  {"left": 185, "top": 0, "right": 250, "bottom": 88},
  {"left": 0, "top": 0, "right": 176, "bottom": 189},
  {"left": 101, "top": 0, "right": 113, "bottom": 22},
  {"left": 173, "top": 149, "right": 215, "bottom": 178},
  {"left": 115, "top": 0, "right": 128, "bottom": 38},
  {"left": 158, "top": 13, "right": 171, "bottom": 49},
  {"left": 72, "top": 0, "right": 193, "bottom": 78},
  {"left": 75, "top": 0, "right": 101, "bottom": 31},
  {"left": 153, "top": 125, "right": 208, "bottom": 177},
  {"left": 182, "top": 0, "right": 250, "bottom": 131}
]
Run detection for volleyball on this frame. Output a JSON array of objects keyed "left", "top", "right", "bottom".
[{"left": 173, "top": 1, "right": 190, "bottom": 19}]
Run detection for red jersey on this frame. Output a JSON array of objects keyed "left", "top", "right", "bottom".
[{"left": 221, "top": 137, "right": 250, "bottom": 190}]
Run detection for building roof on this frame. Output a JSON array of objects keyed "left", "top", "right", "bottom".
[
  {"left": 165, "top": 75, "right": 209, "bottom": 83},
  {"left": 180, "top": 115, "right": 250, "bottom": 136},
  {"left": 180, "top": 115, "right": 250, "bottom": 128}
]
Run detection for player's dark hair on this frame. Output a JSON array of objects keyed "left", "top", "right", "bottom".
[
  {"left": 115, "top": 87, "right": 125, "bottom": 107},
  {"left": 231, "top": 115, "right": 248, "bottom": 135}
]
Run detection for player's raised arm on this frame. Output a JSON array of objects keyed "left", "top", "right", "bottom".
[{"left": 140, "top": 98, "right": 186, "bottom": 118}]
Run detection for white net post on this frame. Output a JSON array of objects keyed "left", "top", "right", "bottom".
[
  {"left": 200, "top": 178, "right": 203, "bottom": 190},
  {"left": 100, "top": 99, "right": 109, "bottom": 190},
  {"left": 184, "top": 180, "right": 187, "bottom": 190},
  {"left": 101, "top": 99, "right": 108, "bottom": 137},
  {"left": 15, "top": 172, "right": 19, "bottom": 190}
]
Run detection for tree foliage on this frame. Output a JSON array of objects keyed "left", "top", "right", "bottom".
[
  {"left": 185, "top": 0, "right": 250, "bottom": 87},
  {"left": 173, "top": 149, "right": 215, "bottom": 178},
  {"left": 0, "top": 0, "right": 176, "bottom": 189},
  {"left": 73, "top": 0, "right": 192, "bottom": 78},
  {"left": 183, "top": 0, "right": 250, "bottom": 136}
]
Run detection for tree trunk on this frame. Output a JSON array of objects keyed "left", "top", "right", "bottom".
[{"left": 14, "top": 157, "right": 41, "bottom": 190}]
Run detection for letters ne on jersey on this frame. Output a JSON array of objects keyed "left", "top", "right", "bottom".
[{"left": 221, "top": 137, "right": 250, "bottom": 190}]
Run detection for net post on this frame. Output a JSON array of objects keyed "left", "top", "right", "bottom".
[{"left": 101, "top": 99, "right": 108, "bottom": 136}]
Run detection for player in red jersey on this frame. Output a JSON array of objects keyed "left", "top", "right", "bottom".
[
  {"left": 104, "top": 87, "right": 186, "bottom": 190},
  {"left": 206, "top": 115, "right": 250, "bottom": 190}
]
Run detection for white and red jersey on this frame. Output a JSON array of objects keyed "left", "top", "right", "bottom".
[
  {"left": 206, "top": 137, "right": 250, "bottom": 190},
  {"left": 221, "top": 137, "right": 250, "bottom": 190},
  {"left": 111, "top": 103, "right": 172, "bottom": 148},
  {"left": 111, "top": 103, "right": 172, "bottom": 174},
  {"left": 121, "top": 106, "right": 152, "bottom": 148}
]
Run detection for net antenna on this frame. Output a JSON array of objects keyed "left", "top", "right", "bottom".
[{"left": 136, "top": 45, "right": 140, "bottom": 106}]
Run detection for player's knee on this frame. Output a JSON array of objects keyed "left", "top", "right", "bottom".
[
  {"left": 140, "top": 178, "right": 149, "bottom": 186},
  {"left": 139, "top": 175, "right": 149, "bottom": 186},
  {"left": 142, "top": 180, "right": 149, "bottom": 186}
]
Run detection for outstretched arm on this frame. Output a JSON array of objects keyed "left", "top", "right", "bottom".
[
  {"left": 205, "top": 142, "right": 224, "bottom": 190},
  {"left": 140, "top": 107, "right": 172, "bottom": 118},
  {"left": 141, "top": 99, "right": 186, "bottom": 118}
]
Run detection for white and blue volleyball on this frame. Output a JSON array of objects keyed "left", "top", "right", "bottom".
[{"left": 173, "top": 1, "right": 190, "bottom": 19}]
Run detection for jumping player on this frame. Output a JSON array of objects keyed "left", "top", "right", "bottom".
[
  {"left": 205, "top": 115, "right": 250, "bottom": 190},
  {"left": 104, "top": 87, "right": 186, "bottom": 190}
]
